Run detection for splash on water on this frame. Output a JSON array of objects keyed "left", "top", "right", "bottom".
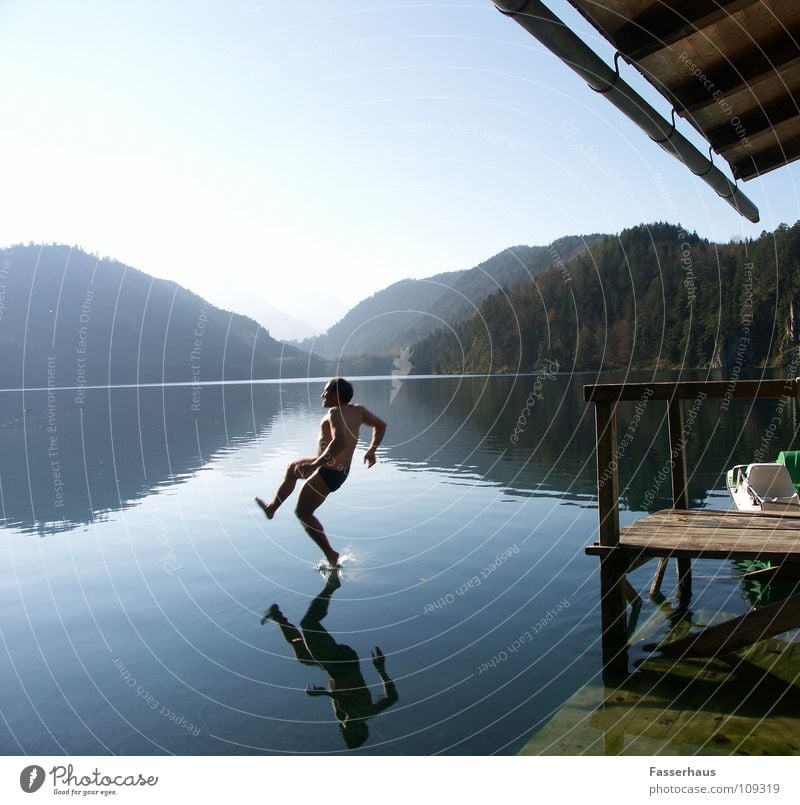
[{"left": 316, "top": 550, "right": 355, "bottom": 575}]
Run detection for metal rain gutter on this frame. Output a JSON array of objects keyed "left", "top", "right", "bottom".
[{"left": 493, "top": 0, "right": 760, "bottom": 223}]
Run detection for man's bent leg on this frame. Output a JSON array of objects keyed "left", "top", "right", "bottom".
[
  {"left": 296, "top": 473, "right": 339, "bottom": 566},
  {"left": 261, "top": 605, "right": 316, "bottom": 666},
  {"left": 256, "top": 463, "right": 302, "bottom": 519}
]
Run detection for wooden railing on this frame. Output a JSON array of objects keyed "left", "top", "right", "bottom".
[
  {"left": 583, "top": 378, "right": 800, "bottom": 547},
  {"left": 582, "top": 378, "right": 800, "bottom": 676}
]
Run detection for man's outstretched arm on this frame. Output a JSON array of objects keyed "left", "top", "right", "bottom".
[
  {"left": 361, "top": 407, "right": 386, "bottom": 467},
  {"left": 370, "top": 647, "right": 398, "bottom": 713}
]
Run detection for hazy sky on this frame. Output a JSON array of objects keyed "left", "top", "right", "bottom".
[{"left": 2, "top": 0, "right": 798, "bottom": 326}]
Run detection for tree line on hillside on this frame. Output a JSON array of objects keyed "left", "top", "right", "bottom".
[{"left": 410, "top": 222, "right": 800, "bottom": 374}]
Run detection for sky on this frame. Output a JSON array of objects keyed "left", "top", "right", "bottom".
[{"left": 1, "top": 0, "right": 799, "bottom": 334}]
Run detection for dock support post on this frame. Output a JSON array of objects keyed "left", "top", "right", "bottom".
[
  {"left": 595, "top": 400, "right": 628, "bottom": 678},
  {"left": 668, "top": 398, "right": 692, "bottom": 606},
  {"left": 649, "top": 556, "right": 669, "bottom": 599}
]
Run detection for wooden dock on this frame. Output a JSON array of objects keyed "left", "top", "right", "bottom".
[
  {"left": 584, "top": 379, "right": 800, "bottom": 678},
  {"left": 586, "top": 508, "right": 800, "bottom": 562}
]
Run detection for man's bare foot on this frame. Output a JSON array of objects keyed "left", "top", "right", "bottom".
[
  {"left": 255, "top": 497, "right": 276, "bottom": 520},
  {"left": 260, "top": 603, "right": 283, "bottom": 625}
]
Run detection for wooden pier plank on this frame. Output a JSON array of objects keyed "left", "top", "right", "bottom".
[{"left": 586, "top": 508, "right": 800, "bottom": 561}]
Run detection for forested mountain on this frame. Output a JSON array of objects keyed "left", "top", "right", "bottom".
[
  {"left": 9, "top": 223, "right": 796, "bottom": 388},
  {"left": 411, "top": 222, "right": 800, "bottom": 374},
  {"left": 300, "top": 235, "right": 600, "bottom": 359},
  {"left": 0, "top": 244, "right": 326, "bottom": 388}
]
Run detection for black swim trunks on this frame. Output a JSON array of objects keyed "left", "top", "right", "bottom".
[{"left": 318, "top": 465, "right": 350, "bottom": 492}]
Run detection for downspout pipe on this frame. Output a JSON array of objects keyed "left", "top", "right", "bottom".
[{"left": 493, "top": 0, "right": 760, "bottom": 223}]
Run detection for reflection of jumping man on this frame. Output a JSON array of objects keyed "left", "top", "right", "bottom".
[
  {"left": 262, "top": 574, "right": 398, "bottom": 748},
  {"left": 256, "top": 378, "right": 386, "bottom": 567}
]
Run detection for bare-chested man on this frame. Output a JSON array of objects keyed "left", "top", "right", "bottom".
[{"left": 255, "top": 378, "right": 387, "bottom": 567}]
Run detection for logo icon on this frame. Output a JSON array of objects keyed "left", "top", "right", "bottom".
[
  {"left": 390, "top": 346, "right": 413, "bottom": 403},
  {"left": 20, "top": 765, "right": 45, "bottom": 793}
]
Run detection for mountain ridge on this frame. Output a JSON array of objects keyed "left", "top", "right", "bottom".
[
  {"left": 298, "top": 234, "right": 603, "bottom": 360},
  {"left": 410, "top": 221, "right": 800, "bottom": 374},
  {"left": 0, "top": 243, "right": 327, "bottom": 389}
]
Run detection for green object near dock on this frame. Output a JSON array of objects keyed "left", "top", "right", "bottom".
[{"left": 776, "top": 451, "right": 800, "bottom": 493}]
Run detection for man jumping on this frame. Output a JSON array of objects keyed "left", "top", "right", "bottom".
[{"left": 255, "top": 378, "right": 387, "bottom": 567}]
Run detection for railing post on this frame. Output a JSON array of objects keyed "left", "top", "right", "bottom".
[
  {"left": 667, "top": 397, "right": 688, "bottom": 509},
  {"left": 595, "top": 400, "right": 628, "bottom": 677},
  {"left": 668, "top": 397, "right": 692, "bottom": 606},
  {"left": 596, "top": 401, "right": 620, "bottom": 543}
]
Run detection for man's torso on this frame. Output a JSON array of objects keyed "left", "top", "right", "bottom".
[{"left": 320, "top": 404, "right": 364, "bottom": 468}]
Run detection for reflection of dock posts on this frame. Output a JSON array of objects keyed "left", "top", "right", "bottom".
[
  {"left": 667, "top": 397, "right": 692, "bottom": 608},
  {"left": 595, "top": 400, "right": 629, "bottom": 678}
]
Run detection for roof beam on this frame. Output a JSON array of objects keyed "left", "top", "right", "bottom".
[
  {"left": 613, "top": 0, "right": 761, "bottom": 62},
  {"left": 732, "top": 133, "right": 800, "bottom": 180},
  {"left": 707, "top": 94, "right": 800, "bottom": 152},
  {"left": 493, "top": 0, "right": 760, "bottom": 221},
  {"left": 671, "top": 27, "right": 800, "bottom": 115}
]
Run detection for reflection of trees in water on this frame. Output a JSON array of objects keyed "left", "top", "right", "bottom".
[
  {"left": 356, "top": 374, "right": 600, "bottom": 500},
  {"left": 7, "top": 372, "right": 800, "bottom": 534},
  {"left": 359, "top": 371, "right": 800, "bottom": 513},
  {"left": 619, "top": 393, "right": 800, "bottom": 514},
  {"left": 261, "top": 573, "right": 398, "bottom": 749},
  {"left": 0, "top": 383, "right": 284, "bottom": 534},
  {"left": 358, "top": 374, "right": 688, "bottom": 505}
]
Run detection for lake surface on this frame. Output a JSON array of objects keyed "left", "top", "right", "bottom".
[{"left": 2, "top": 372, "right": 799, "bottom": 755}]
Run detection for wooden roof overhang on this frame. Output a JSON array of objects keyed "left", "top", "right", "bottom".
[
  {"left": 494, "top": 1, "right": 800, "bottom": 221},
  {"left": 566, "top": 0, "right": 800, "bottom": 183}
]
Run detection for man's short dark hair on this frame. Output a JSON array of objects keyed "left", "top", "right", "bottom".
[{"left": 329, "top": 378, "right": 353, "bottom": 403}]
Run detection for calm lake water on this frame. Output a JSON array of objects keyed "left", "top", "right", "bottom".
[{"left": 1, "top": 372, "right": 798, "bottom": 755}]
